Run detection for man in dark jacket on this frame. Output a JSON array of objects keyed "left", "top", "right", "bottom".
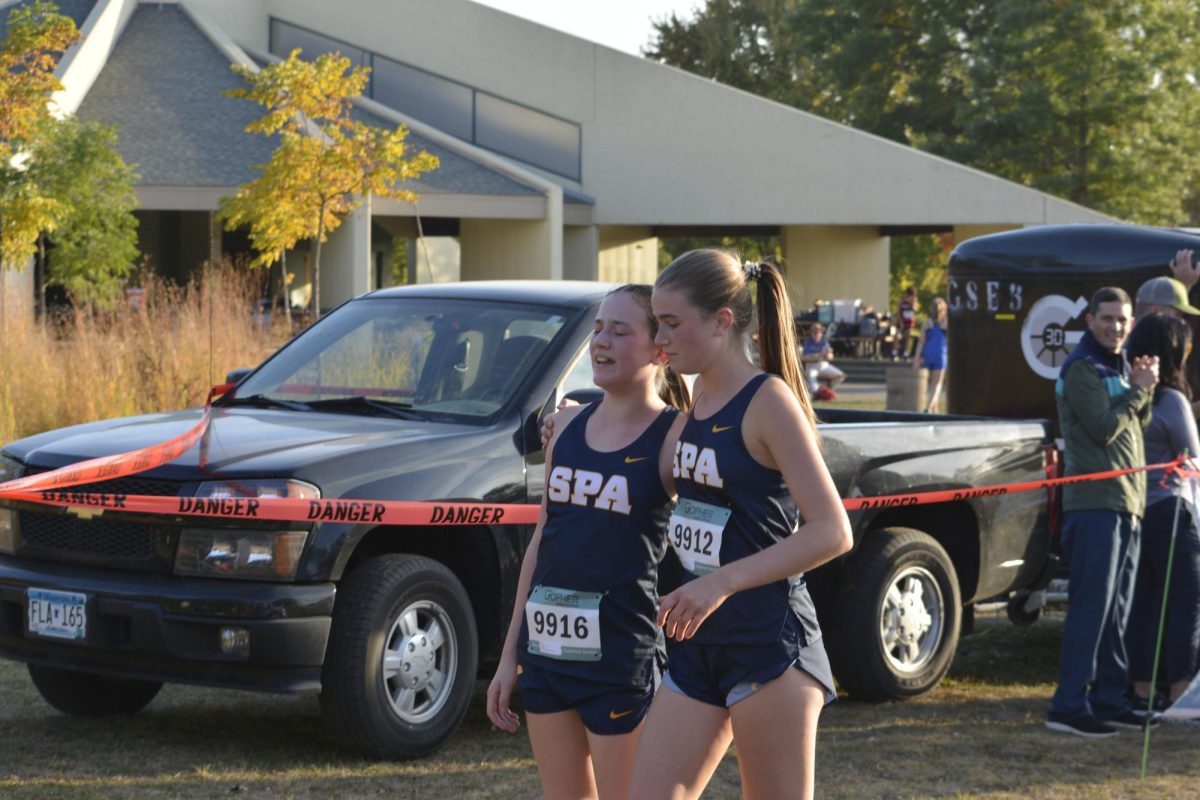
[{"left": 1046, "top": 286, "right": 1160, "bottom": 738}]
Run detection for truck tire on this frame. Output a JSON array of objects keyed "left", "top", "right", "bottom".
[
  {"left": 27, "top": 665, "right": 162, "bottom": 716},
  {"left": 321, "top": 554, "right": 478, "bottom": 760},
  {"left": 831, "top": 527, "right": 961, "bottom": 701}
]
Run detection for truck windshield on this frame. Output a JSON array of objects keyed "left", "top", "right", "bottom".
[{"left": 228, "top": 297, "right": 570, "bottom": 423}]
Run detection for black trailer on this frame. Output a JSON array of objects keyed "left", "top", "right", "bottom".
[{"left": 947, "top": 223, "right": 1200, "bottom": 426}]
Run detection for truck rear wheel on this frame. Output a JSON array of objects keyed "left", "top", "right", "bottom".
[
  {"left": 27, "top": 665, "right": 162, "bottom": 716},
  {"left": 321, "top": 554, "right": 478, "bottom": 760},
  {"left": 831, "top": 527, "right": 961, "bottom": 701}
]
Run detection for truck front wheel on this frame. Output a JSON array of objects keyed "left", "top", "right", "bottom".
[
  {"left": 27, "top": 665, "right": 162, "bottom": 716},
  {"left": 831, "top": 527, "right": 961, "bottom": 701},
  {"left": 321, "top": 554, "right": 478, "bottom": 760}
]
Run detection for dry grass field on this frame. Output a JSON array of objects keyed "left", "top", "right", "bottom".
[
  {"left": 0, "top": 614, "right": 1194, "bottom": 799},
  {"left": 0, "top": 264, "right": 287, "bottom": 445}
]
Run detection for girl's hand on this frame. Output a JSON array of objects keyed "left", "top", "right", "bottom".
[
  {"left": 486, "top": 658, "right": 521, "bottom": 733},
  {"left": 658, "top": 573, "right": 732, "bottom": 641}
]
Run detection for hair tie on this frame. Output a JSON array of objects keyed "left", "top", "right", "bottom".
[{"left": 743, "top": 261, "right": 762, "bottom": 281}]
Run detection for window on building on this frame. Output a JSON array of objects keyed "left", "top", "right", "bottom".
[
  {"left": 475, "top": 93, "right": 581, "bottom": 180},
  {"left": 268, "top": 18, "right": 583, "bottom": 180},
  {"left": 270, "top": 20, "right": 369, "bottom": 70},
  {"left": 371, "top": 56, "right": 473, "bottom": 141}
]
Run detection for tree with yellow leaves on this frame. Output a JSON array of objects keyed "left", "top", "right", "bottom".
[
  {"left": 220, "top": 49, "right": 438, "bottom": 321},
  {"left": 0, "top": 0, "right": 79, "bottom": 274}
]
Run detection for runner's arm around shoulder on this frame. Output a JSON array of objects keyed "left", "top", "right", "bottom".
[{"left": 1063, "top": 361, "right": 1151, "bottom": 446}]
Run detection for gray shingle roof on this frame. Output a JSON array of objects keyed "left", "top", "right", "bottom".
[
  {"left": 74, "top": 6, "right": 544, "bottom": 198},
  {"left": 76, "top": 5, "right": 277, "bottom": 186},
  {"left": 0, "top": 0, "right": 96, "bottom": 39}
]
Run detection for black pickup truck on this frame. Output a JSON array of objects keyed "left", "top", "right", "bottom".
[{"left": 0, "top": 281, "right": 1058, "bottom": 758}]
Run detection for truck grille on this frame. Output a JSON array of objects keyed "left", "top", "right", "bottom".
[{"left": 16, "top": 475, "right": 185, "bottom": 573}]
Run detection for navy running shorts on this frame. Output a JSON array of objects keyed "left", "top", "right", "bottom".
[
  {"left": 517, "top": 662, "right": 657, "bottom": 735},
  {"left": 663, "top": 637, "right": 837, "bottom": 708}
]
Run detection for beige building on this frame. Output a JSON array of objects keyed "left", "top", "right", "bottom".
[{"left": 2, "top": 0, "right": 1112, "bottom": 314}]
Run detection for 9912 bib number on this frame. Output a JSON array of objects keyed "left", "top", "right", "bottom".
[
  {"left": 667, "top": 498, "right": 729, "bottom": 575},
  {"left": 670, "top": 523, "right": 714, "bottom": 557}
]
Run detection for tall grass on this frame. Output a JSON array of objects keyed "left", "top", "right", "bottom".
[{"left": 0, "top": 263, "right": 290, "bottom": 445}]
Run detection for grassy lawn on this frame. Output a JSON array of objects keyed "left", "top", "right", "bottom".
[{"left": 0, "top": 614, "right": 1194, "bottom": 798}]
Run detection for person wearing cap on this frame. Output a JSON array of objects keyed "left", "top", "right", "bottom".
[
  {"left": 1134, "top": 276, "right": 1200, "bottom": 321},
  {"left": 1143, "top": 250, "right": 1200, "bottom": 417}
]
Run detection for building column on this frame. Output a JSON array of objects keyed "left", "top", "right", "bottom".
[
  {"left": 781, "top": 225, "right": 890, "bottom": 314},
  {"left": 460, "top": 219, "right": 556, "bottom": 280},
  {"left": 598, "top": 226, "right": 658, "bottom": 285},
  {"left": 409, "top": 237, "right": 462, "bottom": 283},
  {"left": 0, "top": 262, "right": 35, "bottom": 322},
  {"left": 563, "top": 225, "right": 599, "bottom": 281},
  {"left": 321, "top": 194, "right": 372, "bottom": 310}
]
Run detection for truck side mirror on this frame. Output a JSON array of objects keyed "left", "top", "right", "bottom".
[
  {"left": 225, "top": 367, "right": 253, "bottom": 384},
  {"left": 516, "top": 394, "right": 559, "bottom": 454}
]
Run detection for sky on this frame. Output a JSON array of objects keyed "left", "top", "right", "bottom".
[{"left": 471, "top": 1, "right": 702, "bottom": 56}]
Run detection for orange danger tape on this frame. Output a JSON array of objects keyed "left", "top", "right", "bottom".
[
  {"left": 0, "top": 383, "right": 234, "bottom": 495},
  {"left": 0, "top": 379, "right": 1185, "bottom": 526},
  {"left": 2, "top": 490, "right": 540, "bottom": 526},
  {"left": 840, "top": 458, "right": 1183, "bottom": 511}
]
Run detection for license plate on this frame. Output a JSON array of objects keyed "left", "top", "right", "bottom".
[{"left": 27, "top": 588, "right": 87, "bottom": 641}]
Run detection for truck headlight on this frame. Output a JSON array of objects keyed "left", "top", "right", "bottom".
[
  {"left": 194, "top": 479, "right": 320, "bottom": 501},
  {"left": 1, "top": 453, "right": 23, "bottom": 554},
  {"left": 174, "top": 529, "right": 308, "bottom": 580},
  {"left": 174, "top": 479, "right": 319, "bottom": 579},
  {"left": 0, "top": 508, "right": 14, "bottom": 555}
]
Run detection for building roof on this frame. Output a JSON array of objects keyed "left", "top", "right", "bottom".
[
  {"left": 75, "top": 4, "right": 275, "bottom": 187},
  {"left": 73, "top": 4, "right": 552, "bottom": 206}
]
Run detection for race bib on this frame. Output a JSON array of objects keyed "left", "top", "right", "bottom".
[
  {"left": 525, "top": 585, "right": 602, "bottom": 661},
  {"left": 668, "top": 498, "right": 729, "bottom": 575}
]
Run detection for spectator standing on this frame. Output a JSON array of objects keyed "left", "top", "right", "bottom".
[
  {"left": 1046, "top": 287, "right": 1160, "bottom": 738},
  {"left": 1125, "top": 313, "right": 1200, "bottom": 711},
  {"left": 800, "top": 323, "right": 845, "bottom": 400},
  {"left": 913, "top": 298, "right": 949, "bottom": 413},
  {"left": 892, "top": 286, "right": 919, "bottom": 360}
]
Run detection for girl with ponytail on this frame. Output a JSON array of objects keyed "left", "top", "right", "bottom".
[{"left": 627, "top": 250, "right": 853, "bottom": 800}]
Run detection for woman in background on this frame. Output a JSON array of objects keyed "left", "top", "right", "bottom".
[
  {"left": 1125, "top": 312, "right": 1200, "bottom": 711},
  {"left": 913, "top": 297, "right": 948, "bottom": 413}
]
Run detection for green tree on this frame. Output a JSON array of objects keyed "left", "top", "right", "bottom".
[
  {"left": 922, "top": 0, "right": 1200, "bottom": 224},
  {"left": 25, "top": 116, "right": 139, "bottom": 307},
  {"left": 890, "top": 234, "right": 948, "bottom": 317},
  {"left": 648, "top": 0, "right": 1200, "bottom": 225},
  {"left": 0, "top": 0, "right": 79, "bottom": 272},
  {"left": 221, "top": 49, "right": 439, "bottom": 320}
]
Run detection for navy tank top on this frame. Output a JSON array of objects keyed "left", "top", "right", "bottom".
[
  {"left": 671, "top": 373, "right": 823, "bottom": 647},
  {"left": 518, "top": 401, "right": 678, "bottom": 685}
]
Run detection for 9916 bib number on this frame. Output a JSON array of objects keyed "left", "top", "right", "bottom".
[
  {"left": 525, "top": 586, "right": 602, "bottom": 661},
  {"left": 531, "top": 609, "right": 590, "bottom": 641}
]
